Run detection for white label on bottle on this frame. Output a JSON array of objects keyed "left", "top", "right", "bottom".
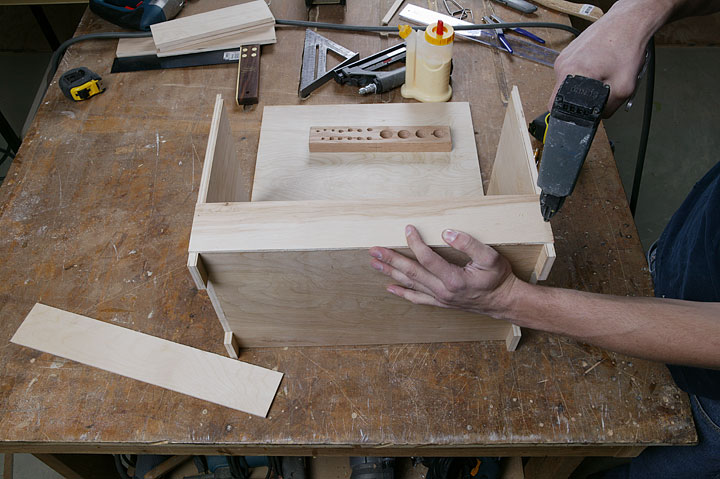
[{"left": 579, "top": 4, "right": 595, "bottom": 15}]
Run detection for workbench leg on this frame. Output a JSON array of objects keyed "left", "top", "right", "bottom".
[
  {"left": 523, "top": 456, "right": 584, "bottom": 479},
  {"left": 4, "top": 453, "right": 14, "bottom": 479},
  {"left": 29, "top": 6, "right": 61, "bottom": 51},
  {"left": 33, "top": 454, "right": 120, "bottom": 479}
]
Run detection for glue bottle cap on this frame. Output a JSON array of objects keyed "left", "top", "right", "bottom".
[
  {"left": 425, "top": 21, "right": 454, "bottom": 45},
  {"left": 398, "top": 24, "right": 413, "bottom": 39}
]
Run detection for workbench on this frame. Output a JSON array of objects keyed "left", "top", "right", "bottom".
[{"left": 0, "top": 2, "right": 696, "bottom": 478}]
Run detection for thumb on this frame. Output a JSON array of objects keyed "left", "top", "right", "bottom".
[{"left": 442, "top": 229, "right": 498, "bottom": 268}]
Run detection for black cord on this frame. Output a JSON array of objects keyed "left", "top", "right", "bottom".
[
  {"left": 41, "top": 18, "right": 580, "bottom": 95},
  {"left": 113, "top": 454, "right": 133, "bottom": 479},
  {"left": 45, "top": 31, "right": 151, "bottom": 90},
  {"left": 629, "top": 37, "right": 655, "bottom": 216},
  {"left": 275, "top": 18, "right": 581, "bottom": 36}
]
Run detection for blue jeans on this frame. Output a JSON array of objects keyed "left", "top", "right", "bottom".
[{"left": 601, "top": 394, "right": 720, "bottom": 478}]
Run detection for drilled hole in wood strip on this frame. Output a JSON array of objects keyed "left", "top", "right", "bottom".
[
  {"left": 366, "top": 137, "right": 372, "bottom": 140},
  {"left": 367, "top": 128, "right": 373, "bottom": 131},
  {"left": 416, "top": 129, "right": 430, "bottom": 138},
  {"left": 380, "top": 130, "right": 393, "bottom": 139},
  {"left": 433, "top": 129, "right": 448, "bottom": 138},
  {"left": 398, "top": 130, "right": 411, "bottom": 139}
]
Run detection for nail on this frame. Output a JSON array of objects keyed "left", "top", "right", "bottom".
[
  {"left": 371, "top": 261, "right": 383, "bottom": 271},
  {"left": 387, "top": 286, "right": 397, "bottom": 295},
  {"left": 370, "top": 249, "right": 382, "bottom": 259},
  {"left": 405, "top": 225, "right": 413, "bottom": 237},
  {"left": 443, "top": 229, "right": 458, "bottom": 243}
]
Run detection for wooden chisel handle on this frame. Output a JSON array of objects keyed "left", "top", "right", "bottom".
[{"left": 530, "top": 0, "right": 604, "bottom": 22}]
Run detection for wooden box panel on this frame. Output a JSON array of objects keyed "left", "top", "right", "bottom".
[{"left": 189, "top": 90, "right": 554, "bottom": 357}]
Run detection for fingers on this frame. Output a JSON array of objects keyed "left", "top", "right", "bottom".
[
  {"left": 386, "top": 285, "right": 448, "bottom": 308},
  {"left": 441, "top": 229, "right": 500, "bottom": 269},
  {"left": 404, "top": 225, "right": 457, "bottom": 278},
  {"left": 369, "top": 246, "right": 445, "bottom": 293},
  {"left": 370, "top": 258, "right": 436, "bottom": 296}
]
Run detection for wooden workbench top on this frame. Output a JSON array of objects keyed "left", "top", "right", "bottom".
[{"left": 0, "top": 0, "right": 695, "bottom": 457}]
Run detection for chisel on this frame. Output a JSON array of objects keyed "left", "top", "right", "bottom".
[{"left": 530, "top": 0, "right": 604, "bottom": 22}]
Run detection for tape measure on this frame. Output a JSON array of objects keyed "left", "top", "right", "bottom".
[{"left": 59, "top": 67, "right": 105, "bottom": 101}]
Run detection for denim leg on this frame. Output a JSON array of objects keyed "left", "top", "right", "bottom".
[{"left": 601, "top": 395, "right": 720, "bottom": 479}]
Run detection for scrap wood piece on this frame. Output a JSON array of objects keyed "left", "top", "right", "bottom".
[
  {"left": 151, "top": 0, "right": 275, "bottom": 53},
  {"left": 309, "top": 125, "right": 452, "bottom": 152},
  {"left": 11, "top": 303, "right": 283, "bottom": 417}
]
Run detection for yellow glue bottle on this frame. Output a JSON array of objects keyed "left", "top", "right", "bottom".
[{"left": 398, "top": 21, "right": 454, "bottom": 102}]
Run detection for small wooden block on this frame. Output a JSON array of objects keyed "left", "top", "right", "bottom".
[{"left": 309, "top": 126, "right": 452, "bottom": 153}]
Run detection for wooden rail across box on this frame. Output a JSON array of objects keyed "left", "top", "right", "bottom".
[{"left": 188, "top": 88, "right": 555, "bottom": 358}]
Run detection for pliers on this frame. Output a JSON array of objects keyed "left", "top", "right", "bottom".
[
  {"left": 483, "top": 14, "right": 546, "bottom": 54},
  {"left": 482, "top": 15, "right": 513, "bottom": 54}
]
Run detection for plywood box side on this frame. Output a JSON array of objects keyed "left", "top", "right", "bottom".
[
  {"left": 188, "top": 195, "right": 552, "bottom": 254},
  {"left": 187, "top": 252, "right": 208, "bottom": 290},
  {"left": 487, "top": 86, "right": 540, "bottom": 196},
  {"left": 196, "top": 95, "right": 250, "bottom": 204},
  {"left": 201, "top": 250, "right": 519, "bottom": 348}
]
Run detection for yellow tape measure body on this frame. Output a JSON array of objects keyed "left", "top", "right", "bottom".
[{"left": 59, "top": 67, "right": 105, "bottom": 101}]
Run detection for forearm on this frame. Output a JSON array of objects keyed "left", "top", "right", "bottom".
[
  {"left": 602, "top": 0, "right": 720, "bottom": 35},
  {"left": 504, "top": 281, "right": 720, "bottom": 369}
]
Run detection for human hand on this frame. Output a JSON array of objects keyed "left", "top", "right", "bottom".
[
  {"left": 550, "top": 11, "right": 650, "bottom": 116},
  {"left": 368, "top": 225, "right": 521, "bottom": 319}
]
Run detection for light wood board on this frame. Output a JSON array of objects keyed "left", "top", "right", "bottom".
[
  {"left": 188, "top": 195, "right": 552, "bottom": 253},
  {"left": 487, "top": 86, "right": 555, "bottom": 282},
  {"left": 117, "top": 25, "right": 275, "bottom": 59},
  {"left": 156, "top": 24, "right": 276, "bottom": 57},
  {"left": 309, "top": 125, "right": 451, "bottom": 152},
  {"left": 487, "top": 86, "right": 539, "bottom": 196},
  {"left": 11, "top": 304, "right": 283, "bottom": 416},
  {"left": 197, "top": 95, "right": 250, "bottom": 204},
  {"left": 150, "top": 1, "right": 274, "bottom": 52},
  {"left": 201, "top": 248, "right": 524, "bottom": 348},
  {"left": 251, "top": 102, "right": 485, "bottom": 201}
]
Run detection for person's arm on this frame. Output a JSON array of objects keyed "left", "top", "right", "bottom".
[
  {"left": 369, "top": 227, "right": 720, "bottom": 369},
  {"left": 550, "top": 0, "right": 720, "bottom": 115}
]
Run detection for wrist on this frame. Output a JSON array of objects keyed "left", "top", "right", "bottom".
[{"left": 488, "top": 276, "right": 539, "bottom": 326}]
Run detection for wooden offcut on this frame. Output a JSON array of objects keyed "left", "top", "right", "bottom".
[
  {"left": 150, "top": 1, "right": 275, "bottom": 53},
  {"left": 188, "top": 91, "right": 555, "bottom": 353},
  {"left": 308, "top": 125, "right": 452, "bottom": 152},
  {"left": 11, "top": 304, "right": 283, "bottom": 416}
]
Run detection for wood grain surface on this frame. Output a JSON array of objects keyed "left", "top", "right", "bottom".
[
  {"left": 150, "top": 1, "right": 274, "bottom": 52},
  {"left": 252, "top": 102, "right": 484, "bottom": 201},
  {"left": 308, "top": 125, "right": 452, "bottom": 152},
  {"left": 12, "top": 304, "right": 283, "bottom": 417},
  {"left": 0, "top": 0, "right": 695, "bottom": 457}
]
